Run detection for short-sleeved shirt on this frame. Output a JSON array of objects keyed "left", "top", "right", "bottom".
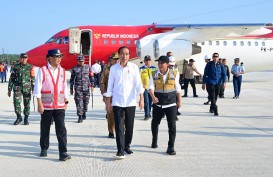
[{"left": 183, "top": 64, "right": 198, "bottom": 79}]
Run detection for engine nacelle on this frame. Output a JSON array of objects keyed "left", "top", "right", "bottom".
[
  {"left": 136, "top": 39, "right": 156, "bottom": 61},
  {"left": 153, "top": 39, "right": 201, "bottom": 59}
]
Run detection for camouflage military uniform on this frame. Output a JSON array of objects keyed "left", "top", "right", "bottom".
[
  {"left": 8, "top": 63, "right": 35, "bottom": 116},
  {"left": 70, "top": 64, "right": 94, "bottom": 116}
]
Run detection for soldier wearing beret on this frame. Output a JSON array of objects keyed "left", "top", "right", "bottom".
[{"left": 7, "top": 53, "right": 35, "bottom": 125}]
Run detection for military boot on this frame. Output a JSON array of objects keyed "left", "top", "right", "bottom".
[
  {"left": 24, "top": 115, "right": 29, "bottom": 125},
  {"left": 14, "top": 114, "right": 22, "bottom": 125},
  {"left": 82, "top": 112, "right": 86, "bottom": 120},
  {"left": 78, "top": 115, "right": 83, "bottom": 123}
]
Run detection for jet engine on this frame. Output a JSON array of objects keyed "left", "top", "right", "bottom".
[
  {"left": 153, "top": 39, "right": 201, "bottom": 59},
  {"left": 136, "top": 39, "right": 156, "bottom": 61}
]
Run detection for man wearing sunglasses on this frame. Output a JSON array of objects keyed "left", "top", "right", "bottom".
[
  {"left": 70, "top": 55, "right": 94, "bottom": 123},
  {"left": 34, "top": 49, "right": 71, "bottom": 161},
  {"left": 202, "top": 53, "right": 226, "bottom": 116}
]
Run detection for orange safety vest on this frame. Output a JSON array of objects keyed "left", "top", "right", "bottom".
[
  {"left": 41, "top": 65, "right": 66, "bottom": 109},
  {"left": 0, "top": 65, "right": 4, "bottom": 72}
]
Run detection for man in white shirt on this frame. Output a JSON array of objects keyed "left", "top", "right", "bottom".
[
  {"left": 105, "top": 46, "right": 144, "bottom": 160},
  {"left": 91, "top": 60, "right": 101, "bottom": 87},
  {"left": 149, "top": 56, "right": 182, "bottom": 155},
  {"left": 34, "top": 49, "right": 71, "bottom": 161}
]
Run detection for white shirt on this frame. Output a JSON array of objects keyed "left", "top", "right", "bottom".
[
  {"left": 91, "top": 63, "right": 101, "bottom": 73},
  {"left": 34, "top": 63, "right": 68, "bottom": 99},
  {"left": 105, "top": 62, "right": 144, "bottom": 107},
  {"left": 148, "top": 69, "right": 181, "bottom": 108}
]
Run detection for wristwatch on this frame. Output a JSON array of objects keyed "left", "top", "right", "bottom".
[{"left": 65, "top": 101, "right": 69, "bottom": 104}]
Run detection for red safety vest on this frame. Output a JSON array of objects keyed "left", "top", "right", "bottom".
[{"left": 41, "top": 65, "right": 66, "bottom": 109}]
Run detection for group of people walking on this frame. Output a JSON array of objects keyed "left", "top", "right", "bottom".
[{"left": 6, "top": 46, "right": 245, "bottom": 161}]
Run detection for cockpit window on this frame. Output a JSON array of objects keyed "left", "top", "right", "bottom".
[
  {"left": 63, "top": 36, "right": 69, "bottom": 44},
  {"left": 46, "top": 37, "right": 55, "bottom": 43},
  {"left": 45, "top": 37, "right": 63, "bottom": 44},
  {"left": 55, "top": 37, "right": 62, "bottom": 44}
]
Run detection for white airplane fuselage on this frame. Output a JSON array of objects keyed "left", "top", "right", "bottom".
[{"left": 185, "top": 39, "right": 273, "bottom": 74}]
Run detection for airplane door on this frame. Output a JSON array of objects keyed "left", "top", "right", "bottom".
[
  {"left": 80, "top": 30, "right": 92, "bottom": 65},
  {"left": 69, "top": 27, "right": 81, "bottom": 54}
]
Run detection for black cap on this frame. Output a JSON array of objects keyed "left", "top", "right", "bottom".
[
  {"left": 189, "top": 59, "right": 195, "bottom": 62},
  {"left": 144, "top": 55, "right": 151, "bottom": 60},
  {"left": 155, "top": 56, "right": 169, "bottom": 63},
  {"left": 77, "top": 55, "right": 84, "bottom": 61},
  {"left": 47, "top": 49, "right": 63, "bottom": 57},
  {"left": 20, "top": 53, "right": 28, "bottom": 58}
]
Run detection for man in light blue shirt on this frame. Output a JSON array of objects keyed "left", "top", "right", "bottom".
[{"left": 231, "top": 58, "right": 245, "bottom": 99}]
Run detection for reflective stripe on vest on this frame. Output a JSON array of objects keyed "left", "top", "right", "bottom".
[{"left": 41, "top": 65, "right": 66, "bottom": 109}]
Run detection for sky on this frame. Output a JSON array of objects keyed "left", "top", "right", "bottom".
[{"left": 1, "top": 0, "right": 273, "bottom": 54}]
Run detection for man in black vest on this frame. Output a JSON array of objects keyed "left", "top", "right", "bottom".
[{"left": 148, "top": 56, "right": 182, "bottom": 155}]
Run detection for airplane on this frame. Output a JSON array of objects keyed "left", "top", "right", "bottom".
[{"left": 26, "top": 23, "right": 273, "bottom": 74}]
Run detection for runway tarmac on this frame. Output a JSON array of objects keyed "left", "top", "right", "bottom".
[{"left": 0, "top": 71, "right": 273, "bottom": 177}]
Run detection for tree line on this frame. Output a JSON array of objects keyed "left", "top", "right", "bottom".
[{"left": 0, "top": 54, "right": 20, "bottom": 64}]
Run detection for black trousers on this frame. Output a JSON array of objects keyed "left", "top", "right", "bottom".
[
  {"left": 113, "top": 106, "right": 135, "bottom": 155},
  {"left": 152, "top": 105, "right": 176, "bottom": 148},
  {"left": 219, "top": 84, "right": 225, "bottom": 97},
  {"left": 184, "top": 78, "right": 197, "bottom": 96},
  {"left": 206, "top": 84, "right": 220, "bottom": 113},
  {"left": 40, "top": 109, "right": 67, "bottom": 153},
  {"left": 206, "top": 83, "right": 211, "bottom": 102},
  {"left": 94, "top": 73, "right": 100, "bottom": 87}
]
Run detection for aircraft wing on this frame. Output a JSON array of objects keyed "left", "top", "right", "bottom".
[{"left": 154, "top": 23, "right": 273, "bottom": 42}]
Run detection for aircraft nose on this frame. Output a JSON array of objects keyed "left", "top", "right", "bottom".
[{"left": 27, "top": 44, "right": 48, "bottom": 67}]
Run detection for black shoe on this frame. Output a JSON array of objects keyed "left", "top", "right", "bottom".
[
  {"left": 151, "top": 142, "right": 158, "bottom": 148},
  {"left": 82, "top": 112, "right": 86, "bottom": 120},
  {"left": 219, "top": 96, "right": 225, "bottom": 98},
  {"left": 214, "top": 112, "right": 219, "bottom": 116},
  {"left": 177, "top": 111, "right": 181, "bottom": 115},
  {"left": 14, "top": 114, "right": 22, "bottom": 125},
  {"left": 182, "top": 95, "right": 188, "bottom": 97},
  {"left": 24, "top": 116, "right": 29, "bottom": 125},
  {"left": 193, "top": 95, "right": 199, "bottom": 97},
  {"left": 176, "top": 117, "right": 179, "bottom": 121},
  {"left": 78, "top": 115, "right": 83, "bottom": 123},
  {"left": 144, "top": 116, "right": 150, "bottom": 121},
  {"left": 166, "top": 147, "right": 176, "bottom": 155},
  {"left": 124, "top": 148, "right": 133, "bottom": 154},
  {"left": 59, "top": 152, "right": 71, "bottom": 161},
  {"left": 108, "top": 132, "right": 115, "bottom": 138},
  {"left": 40, "top": 150, "right": 47, "bottom": 157},
  {"left": 233, "top": 96, "right": 238, "bottom": 99},
  {"left": 204, "top": 101, "right": 210, "bottom": 105},
  {"left": 209, "top": 108, "right": 214, "bottom": 113},
  {"left": 113, "top": 152, "right": 125, "bottom": 160}
]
